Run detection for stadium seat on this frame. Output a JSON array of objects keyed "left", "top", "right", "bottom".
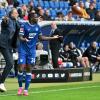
[
  {"left": 80, "top": 42, "right": 86, "bottom": 52},
  {"left": 44, "top": 1, "right": 50, "bottom": 9},
  {"left": 49, "top": 1, "right": 55, "bottom": 9},
  {"left": 98, "top": 43, "right": 100, "bottom": 47},
  {"left": 54, "top": 2, "right": 60, "bottom": 9},
  {"left": 86, "top": 43, "right": 90, "bottom": 47},
  {"left": 17, "top": 0, "right": 23, "bottom": 5},
  {"left": 50, "top": 9, "right": 57, "bottom": 18},
  {"left": 59, "top": 1, "right": 64, "bottom": 9},
  {"left": 82, "top": 0, "right": 86, "bottom": 3},
  {"left": 23, "top": 0, "right": 30, "bottom": 5},
  {"left": 97, "top": 0, "right": 100, "bottom": 2},
  {"left": 62, "top": 62, "right": 73, "bottom": 68},
  {"left": 96, "top": 3, "right": 100, "bottom": 10},
  {"left": 64, "top": 2, "right": 69, "bottom": 9},
  {"left": 62, "top": 10, "right": 67, "bottom": 16},
  {"left": 39, "top": 0, "right": 44, "bottom": 8},
  {"left": 34, "top": 0, "right": 38, "bottom": 7},
  {"left": 0, "top": 8, "right": 6, "bottom": 18}
]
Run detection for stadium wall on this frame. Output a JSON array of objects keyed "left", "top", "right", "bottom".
[
  {"left": 31, "top": 68, "right": 92, "bottom": 83},
  {"left": 38, "top": 21, "right": 100, "bottom": 51}
]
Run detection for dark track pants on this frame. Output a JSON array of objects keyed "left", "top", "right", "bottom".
[{"left": 0, "top": 47, "right": 13, "bottom": 83}]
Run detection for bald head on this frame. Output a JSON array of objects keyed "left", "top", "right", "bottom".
[
  {"left": 91, "top": 41, "right": 97, "bottom": 48},
  {"left": 51, "top": 22, "right": 57, "bottom": 30}
]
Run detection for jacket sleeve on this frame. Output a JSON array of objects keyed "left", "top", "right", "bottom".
[
  {"left": 56, "top": 29, "right": 63, "bottom": 43},
  {"left": 8, "top": 19, "right": 16, "bottom": 39},
  {"left": 11, "top": 21, "right": 20, "bottom": 48}
]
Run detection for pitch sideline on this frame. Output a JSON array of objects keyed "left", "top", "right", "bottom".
[{"left": 0, "top": 85, "right": 100, "bottom": 97}]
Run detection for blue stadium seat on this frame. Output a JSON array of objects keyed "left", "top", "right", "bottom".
[
  {"left": 86, "top": 43, "right": 90, "bottom": 47},
  {"left": 17, "top": 0, "right": 23, "bottom": 5},
  {"left": 62, "top": 10, "right": 67, "bottom": 16},
  {"left": 54, "top": 2, "right": 60, "bottom": 9},
  {"left": 96, "top": 43, "right": 99, "bottom": 47},
  {"left": 49, "top": 1, "right": 55, "bottom": 9},
  {"left": 96, "top": 3, "right": 100, "bottom": 10},
  {"left": 59, "top": 1, "right": 64, "bottom": 9},
  {"left": 98, "top": 43, "right": 100, "bottom": 47},
  {"left": 39, "top": 1, "right": 44, "bottom": 8},
  {"left": 82, "top": 0, "right": 86, "bottom": 3},
  {"left": 34, "top": 0, "right": 38, "bottom": 7},
  {"left": 0, "top": 8, "right": 6, "bottom": 18},
  {"left": 50, "top": 9, "right": 57, "bottom": 18},
  {"left": 64, "top": 2, "right": 69, "bottom": 9},
  {"left": 80, "top": 42, "right": 86, "bottom": 52},
  {"left": 23, "top": 0, "right": 29, "bottom": 5},
  {"left": 44, "top": 1, "right": 50, "bottom": 9},
  {"left": 96, "top": 0, "right": 100, "bottom": 2}
]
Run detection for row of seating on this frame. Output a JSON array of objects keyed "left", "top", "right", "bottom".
[
  {"left": 0, "top": 0, "right": 100, "bottom": 19},
  {"left": 17, "top": 0, "right": 100, "bottom": 17},
  {"left": 80, "top": 42, "right": 100, "bottom": 48},
  {"left": 17, "top": 0, "right": 100, "bottom": 9},
  {"left": 17, "top": 0, "right": 69, "bottom": 9},
  {"left": 17, "top": 0, "right": 30, "bottom": 5}
]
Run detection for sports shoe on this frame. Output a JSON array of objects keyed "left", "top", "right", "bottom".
[
  {"left": 0, "top": 83, "right": 7, "bottom": 92},
  {"left": 17, "top": 87, "right": 23, "bottom": 95},
  {"left": 92, "top": 66, "right": 96, "bottom": 72},
  {"left": 23, "top": 90, "right": 28, "bottom": 96}
]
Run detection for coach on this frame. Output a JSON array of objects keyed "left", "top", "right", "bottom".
[
  {"left": 0, "top": 8, "right": 20, "bottom": 92},
  {"left": 49, "top": 22, "right": 63, "bottom": 68}
]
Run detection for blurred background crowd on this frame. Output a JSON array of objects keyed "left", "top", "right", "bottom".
[{"left": 0, "top": 0, "right": 99, "bottom": 21}]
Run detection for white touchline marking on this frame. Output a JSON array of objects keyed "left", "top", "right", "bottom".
[{"left": 0, "top": 85, "right": 100, "bottom": 97}]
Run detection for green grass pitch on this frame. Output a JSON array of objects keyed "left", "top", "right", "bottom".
[{"left": 0, "top": 73, "right": 100, "bottom": 100}]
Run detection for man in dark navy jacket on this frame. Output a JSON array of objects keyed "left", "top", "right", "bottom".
[
  {"left": 0, "top": 8, "right": 20, "bottom": 92},
  {"left": 49, "top": 22, "right": 63, "bottom": 68}
]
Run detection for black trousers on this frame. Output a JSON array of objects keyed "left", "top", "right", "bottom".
[
  {"left": 50, "top": 43, "right": 60, "bottom": 68},
  {"left": 0, "top": 47, "right": 13, "bottom": 83},
  {"left": 14, "top": 60, "right": 18, "bottom": 77}
]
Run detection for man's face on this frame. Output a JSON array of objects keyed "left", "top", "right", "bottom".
[
  {"left": 64, "top": 45, "right": 69, "bottom": 51},
  {"left": 69, "top": 42, "right": 75, "bottom": 49},
  {"left": 12, "top": 9, "right": 19, "bottom": 19},
  {"left": 92, "top": 42, "right": 97, "bottom": 49},
  {"left": 22, "top": 5, "right": 27, "bottom": 11},
  {"left": 97, "top": 11, "right": 100, "bottom": 16},
  {"left": 51, "top": 22, "right": 57, "bottom": 29},
  {"left": 90, "top": 4, "right": 94, "bottom": 9},
  {"left": 39, "top": 9, "right": 44, "bottom": 16},
  {"left": 68, "top": 12, "right": 72, "bottom": 17},
  {"left": 46, "top": 10, "right": 49, "bottom": 15}
]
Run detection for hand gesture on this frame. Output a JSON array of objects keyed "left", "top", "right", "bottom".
[
  {"left": 25, "top": 38, "right": 30, "bottom": 42},
  {"left": 96, "top": 56, "right": 100, "bottom": 60},
  {"left": 53, "top": 35, "right": 59, "bottom": 39},
  {"left": 2, "top": 16, "right": 9, "bottom": 24}
]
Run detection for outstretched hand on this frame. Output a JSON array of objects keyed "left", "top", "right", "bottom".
[
  {"left": 1, "top": 16, "right": 9, "bottom": 27},
  {"left": 2, "top": 16, "right": 9, "bottom": 24},
  {"left": 25, "top": 38, "right": 30, "bottom": 42},
  {"left": 53, "top": 35, "right": 59, "bottom": 39}
]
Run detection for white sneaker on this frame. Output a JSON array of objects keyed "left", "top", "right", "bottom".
[
  {"left": 0, "top": 83, "right": 7, "bottom": 92},
  {"left": 92, "top": 66, "right": 95, "bottom": 72}
]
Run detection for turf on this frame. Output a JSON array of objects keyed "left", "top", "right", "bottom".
[{"left": 0, "top": 73, "right": 100, "bottom": 100}]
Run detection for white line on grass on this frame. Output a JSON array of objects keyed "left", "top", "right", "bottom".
[{"left": 0, "top": 85, "right": 100, "bottom": 97}]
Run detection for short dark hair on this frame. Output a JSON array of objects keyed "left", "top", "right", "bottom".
[
  {"left": 28, "top": 12, "right": 38, "bottom": 20},
  {"left": 70, "top": 0, "right": 77, "bottom": 6},
  {"left": 28, "top": 12, "right": 38, "bottom": 24}
]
